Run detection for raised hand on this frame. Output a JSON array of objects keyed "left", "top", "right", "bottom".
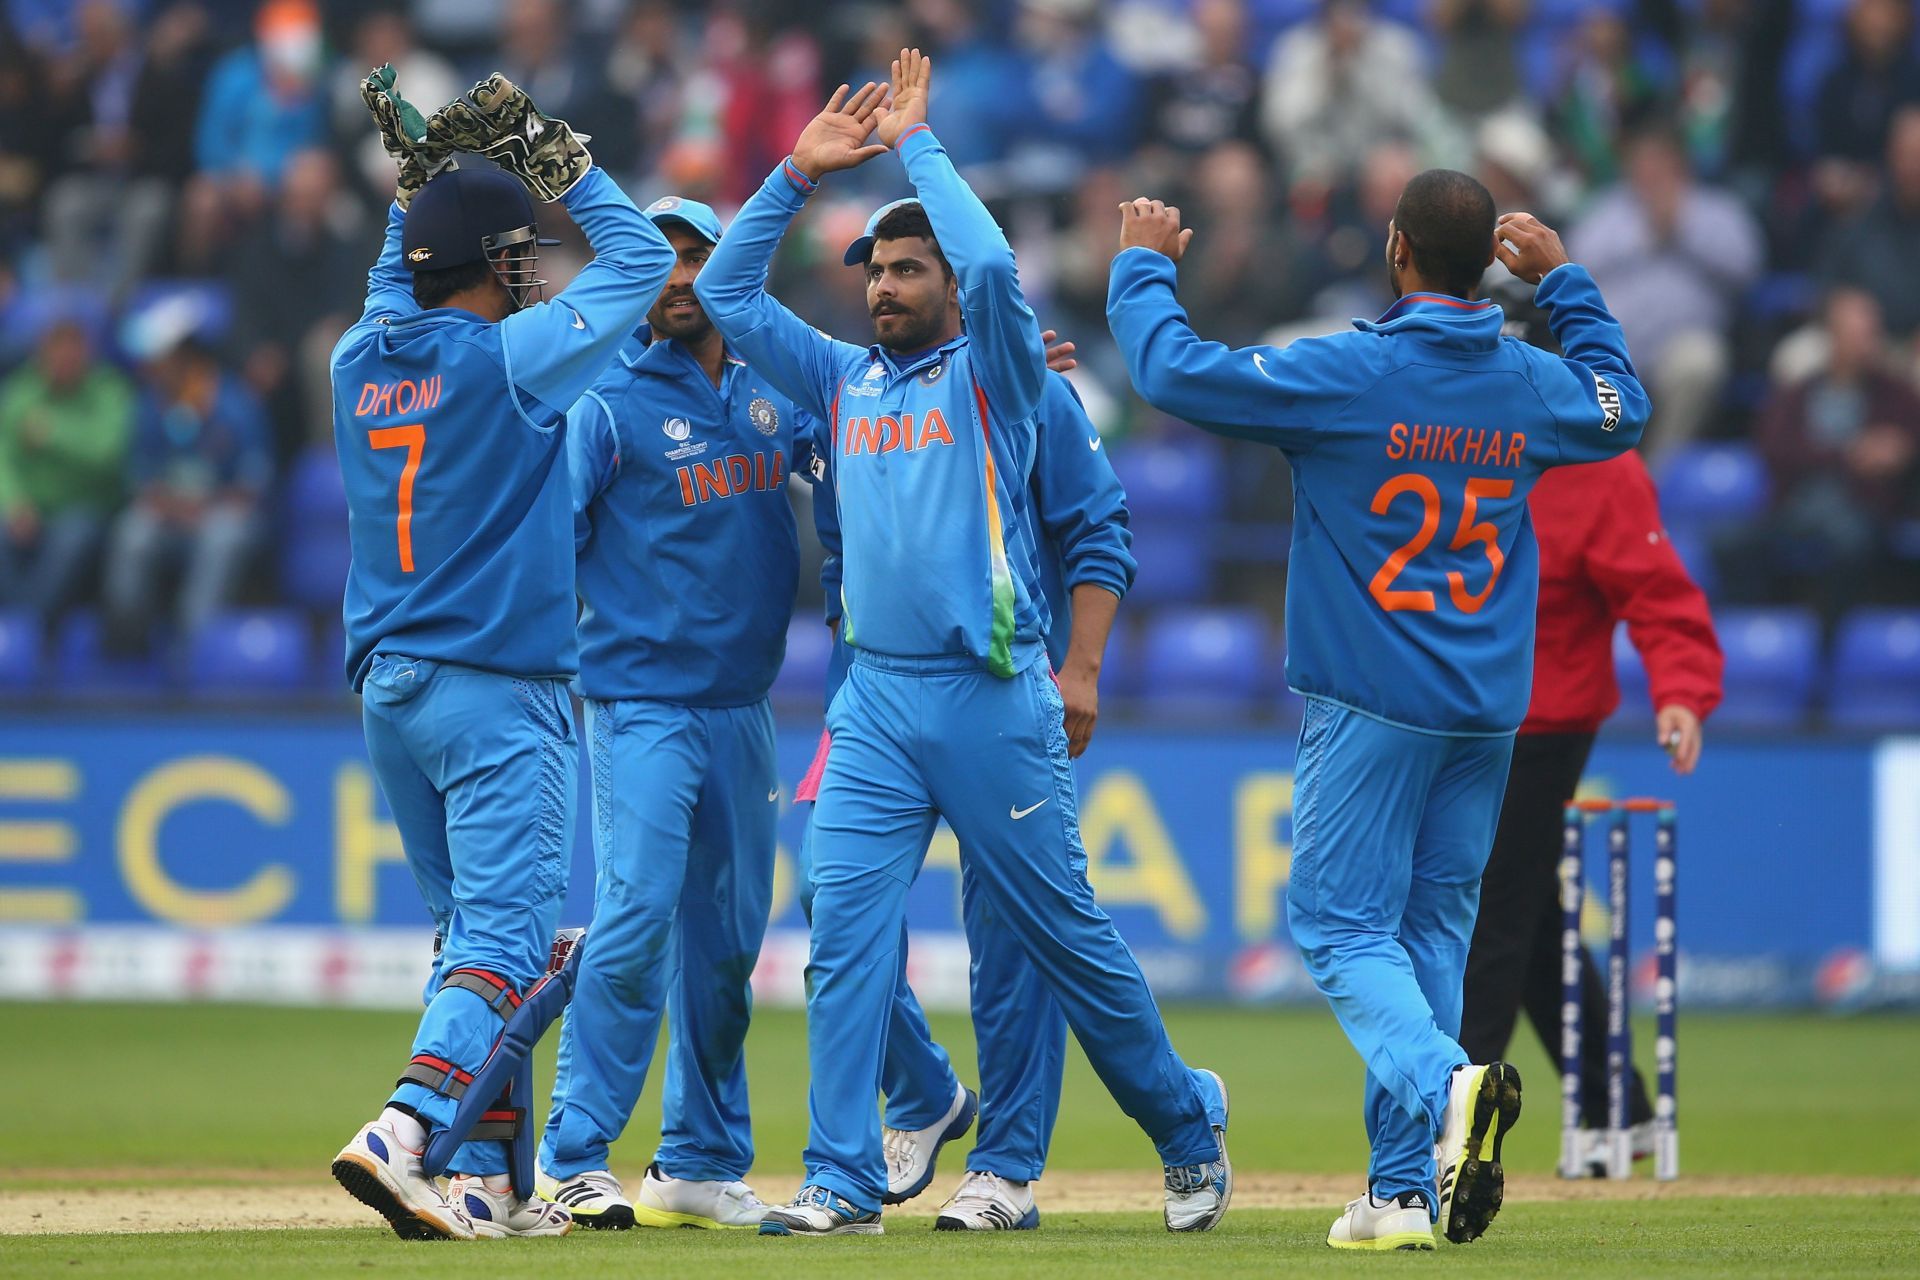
[
  {"left": 426, "top": 73, "right": 592, "bottom": 202},
  {"left": 790, "top": 82, "right": 889, "bottom": 182},
  {"left": 1494, "top": 211, "right": 1571, "bottom": 285},
  {"left": 361, "top": 64, "right": 453, "bottom": 209},
  {"left": 873, "top": 47, "right": 930, "bottom": 149},
  {"left": 1042, "top": 328, "right": 1077, "bottom": 373},
  {"left": 1117, "top": 198, "right": 1193, "bottom": 261}
]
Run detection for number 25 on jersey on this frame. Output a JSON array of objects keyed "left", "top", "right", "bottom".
[{"left": 1369, "top": 473, "right": 1513, "bottom": 614}]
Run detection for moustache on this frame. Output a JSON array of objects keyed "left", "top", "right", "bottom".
[{"left": 659, "top": 292, "right": 699, "bottom": 309}]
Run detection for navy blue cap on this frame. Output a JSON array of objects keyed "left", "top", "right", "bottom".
[
  {"left": 402, "top": 168, "right": 561, "bottom": 272},
  {"left": 843, "top": 197, "right": 921, "bottom": 266},
  {"left": 643, "top": 195, "right": 723, "bottom": 244}
]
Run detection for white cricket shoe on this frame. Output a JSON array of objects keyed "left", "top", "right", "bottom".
[
  {"left": 882, "top": 1082, "right": 978, "bottom": 1204},
  {"left": 1435, "top": 1061, "right": 1522, "bottom": 1244},
  {"left": 1163, "top": 1068, "right": 1232, "bottom": 1232},
  {"left": 1327, "top": 1190, "right": 1436, "bottom": 1251},
  {"left": 331, "top": 1117, "right": 473, "bottom": 1240},
  {"left": 757, "top": 1185, "right": 884, "bottom": 1236},
  {"left": 934, "top": 1171, "right": 1039, "bottom": 1231},
  {"left": 449, "top": 1173, "right": 574, "bottom": 1237},
  {"left": 536, "top": 1165, "right": 634, "bottom": 1230},
  {"left": 633, "top": 1162, "right": 769, "bottom": 1229}
]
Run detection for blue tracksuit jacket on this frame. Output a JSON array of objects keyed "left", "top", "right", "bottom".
[
  {"left": 569, "top": 329, "right": 823, "bottom": 705},
  {"left": 332, "top": 168, "right": 675, "bottom": 690},
  {"left": 695, "top": 127, "right": 1054, "bottom": 677},
  {"left": 1107, "top": 254, "right": 1649, "bottom": 733}
]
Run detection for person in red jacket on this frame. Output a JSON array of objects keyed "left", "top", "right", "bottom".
[{"left": 1459, "top": 448, "right": 1722, "bottom": 1175}]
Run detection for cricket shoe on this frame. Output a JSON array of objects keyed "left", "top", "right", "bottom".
[
  {"left": 633, "top": 1162, "right": 769, "bottom": 1229},
  {"left": 934, "top": 1171, "right": 1039, "bottom": 1231},
  {"left": 448, "top": 1173, "right": 574, "bottom": 1237},
  {"left": 1326, "top": 1190, "right": 1436, "bottom": 1251},
  {"left": 1435, "top": 1061, "right": 1522, "bottom": 1244},
  {"left": 1574, "top": 1121, "right": 1656, "bottom": 1178},
  {"left": 882, "top": 1082, "right": 978, "bottom": 1205},
  {"left": 331, "top": 1117, "right": 472, "bottom": 1240},
  {"left": 1163, "top": 1068, "right": 1232, "bottom": 1232},
  {"left": 757, "top": 1185, "right": 883, "bottom": 1236},
  {"left": 535, "top": 1165, "right": 634, "bottom": 1230}
]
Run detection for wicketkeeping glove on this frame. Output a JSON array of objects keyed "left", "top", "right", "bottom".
[
  {"left": 362, "top": 63, "right": 456, "bottom": 210},
  {"left": 425, "top": 73, "right": 592, "bottom": 203}
]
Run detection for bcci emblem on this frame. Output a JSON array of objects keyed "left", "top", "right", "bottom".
[
  {"left": 749, "top": 397, "right": 780, "bottom": 437},
  {"left": 648, "top": 196, "right": 682, "bottom": 214},
  {"left": 918, "top": 358, "right": 946, "bottom": 386},
  {"left": 662, "top": 416, "right": 692, "bottom": 442}
]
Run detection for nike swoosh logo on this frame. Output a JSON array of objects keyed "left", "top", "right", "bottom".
[
  {"left": 570, "top": 310, "right": 586, "bottom": 330},
  {"left": 1252, "top": 352, "right": 1273, "bottom": 379},
  {"left": 1010, "top": 799, "right": 1049, "bottom": 820},
  {"left": 1088, "top": 436, "right": 1103, "bottom": 452},
  {"left": 768, "top": 788, "right": 779, "bottom": 802}
]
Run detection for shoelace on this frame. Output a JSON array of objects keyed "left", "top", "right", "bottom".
[
  {"left": 881, "top": 1127, "right": 919, "bottom": 1176},
  {"left": 1164, "top": 1161, "right": 1222, "bottom": 1194},
  {"left": 944, "top": 1170, "right": 1005, "bottom": 1209}
]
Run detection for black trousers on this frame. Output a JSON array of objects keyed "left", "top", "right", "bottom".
[{"left": 1459, "top": 732, "right": 1653, "bottom": 1129}]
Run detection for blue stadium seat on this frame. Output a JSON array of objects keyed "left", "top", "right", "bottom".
[
  {"left": 281, "top": 447, "right": 351, "bottom": 609},
  {"left": 1612, "top": 622, "right": 1652, "bottom": 723},
  {"left": 54, "top": 611, "right": 172, "bottom": 696},
  {"left": 188, "top": 609, "right": 312, "bottom": 693},
  {"left": 1138, "top": 606, "right": 1268, "bottom": 717},
  {"left": 1827, "top": 610, "right": 1920, "bottom": 730},
  {"left": 1655, "top": 443, "right": 1767, "bottom": 530},
  {"left": 1713, "top": 607, "right": 1820, "bottom": 729},
  {"left": 1109, "top": 440, "right": 1225, "bottom": 521},
  {"left": 0, "top": 610, "right": 40, "bottom": 691},
  {"left": 771, "top": 615, "right": 832, "bottom": 705},
  {"left": 1126, "top": 525, "right": 1214, "bottom": 605}
]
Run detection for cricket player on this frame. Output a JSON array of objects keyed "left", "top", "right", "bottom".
[
  {"left": 696, "top": 52, "right": 1229, "bottom": 1237},
  {"left": 533, "top": 195, "right": 823, "bottom": 1231},
  {"left": 327, "top": 70, "right": 672, "bottom": 1240},
  {"left": 793, "top": 364, "right": 1134, "bottom": 1231},
  {"left": 1107, "top": 179, "right": 1649, "bottom": 1249}
]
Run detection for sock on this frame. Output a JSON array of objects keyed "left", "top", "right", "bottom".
[{"left": 381, "top": 1105, "right": 427, "bottom": 1152}]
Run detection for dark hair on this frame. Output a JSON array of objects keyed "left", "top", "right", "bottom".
[
  {"left": 1392, "top": 169, "right": 1496, "bottom": 298},
  {"left": 412, "top": 258, "right": 495, "bottom": 310},
  {"left": 868, "top": 203, "right": 952, "bottom": 279}
]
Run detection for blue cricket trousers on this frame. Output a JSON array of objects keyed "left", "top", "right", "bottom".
[
  {"left": 360, "top": 655, "right": 575, "bottom": 1176},
  {"left": 797, "top": 807, "right": 1067, "bottom": 1182},
  {"left": 803, "top": 644, "right": 1219, "bottom": 1213},
  {"left": 1286, "top": 696, "right": 1515, "bottom": 1209},
  {"left": 541, "top": 697, "right": 778, "bottom": 1182}
]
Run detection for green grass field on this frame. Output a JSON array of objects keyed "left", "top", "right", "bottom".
[{"left": 2, "top": 1002, "right": 1917, "bottom": 1278}]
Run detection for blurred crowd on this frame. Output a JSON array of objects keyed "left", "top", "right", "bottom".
[{"left": 0, "top": 0, "right": 1916, "bottom": 707}]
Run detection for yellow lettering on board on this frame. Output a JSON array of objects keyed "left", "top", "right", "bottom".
[
  {"left": 335, "top": 763, "right": 408, "bottom": 923},
  {"left": 1080, "top": 771, "right": 1206, "bottom": 940},
  {"left": 1234, "top": 771, "right": 1294, "bottom": 939},
  {"left": 118, "top": 756, "right": 293, "bottom": 926}
]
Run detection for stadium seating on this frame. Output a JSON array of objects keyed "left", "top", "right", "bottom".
[
  {"left": 53, "top": 611, "right": 172, "bottom": 696},
  {"left": 1655, "top": 443, "right": 1768, "bottom": 530},
  {"left": 1138, "top": 606, "right": 1269, "bottom": 716},
  {"left": 281, "top": 447, "right": 351, "bottom": 610},
  {"left": 1711, "top": 607, "right": 1821, "bottom": 729},
  {"left": 187, "top": 609, "right": 312, "bottom": 694},
  {"left": 1109, "top": 439, "right": 1226, "bottom": 521},
  {"left": 0, "top": 610, "right": 40, "bottom": 691},
  {"left": 1827, "top": 609, "right": 1920, "bottom": 730},
  {"left": 770, "top": 615, "right": 833, "bottom": 706}
]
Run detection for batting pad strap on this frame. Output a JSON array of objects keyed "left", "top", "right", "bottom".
[
  {"left": 399, "top": 1052, "right": 475, "bottom": 1100},
  {"left": 468, "top": 1107, "right": 521, "bottom": 1142},
  {"left": 442, "top": 967, "right": 523, "bottom": 1020}
]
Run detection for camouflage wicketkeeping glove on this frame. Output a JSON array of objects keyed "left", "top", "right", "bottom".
[
  {"left": 425, "top": 73, "right": 592, "bottom": 203},
  {"left": 362, "top": 63, "right": 456, "bottom": 209}
]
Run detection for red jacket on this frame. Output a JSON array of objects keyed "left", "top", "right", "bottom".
[{"left": 1522, "top": 452, "right": 1723, "bottom": 735}]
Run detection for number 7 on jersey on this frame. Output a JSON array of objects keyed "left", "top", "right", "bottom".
[{"left": 368, "top": 424, "right": 425, "bottom": 573}]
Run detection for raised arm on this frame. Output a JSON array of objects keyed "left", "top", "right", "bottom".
[
  {"left": 1034, "top": 376, "right": 1133, "bottom": 603},
  {"left": 1497, "top": 212, "right": 1651, "bottom": 462},
  {"left": 357, "top": 202, "right": 419, "bottom": 327},
  {"left": 878, "top": 49, "right": 1047, "bottom": 424},
  {"left": 497, "top": 167, "right": 673, "bottom": 417}
]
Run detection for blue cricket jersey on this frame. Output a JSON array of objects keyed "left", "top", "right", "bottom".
[
  {"left": 820, "top": 368, "right": 1133, "bottom": 689},
  {"left": 1108, "top": 255, "right": 1648, "bottom": 734},
  {"left": 569, "top": 330, "right": 823, "bottom": 706},
  {"left": 696, "top": 127, "right": 1053, "bottom": 677},
  {"left": 330, "top": 168, "right": 674, "bottom": 690}
]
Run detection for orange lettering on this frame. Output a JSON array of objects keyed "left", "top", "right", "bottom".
[
  {"left": 694, "top": 460, "right": 731, "bottom": 502},
  {"left": 726, "top": 454, "right": 751, "bottom": 493},
  {"left": 676, "top": 466, "right": 696, "bottom": 506},
  {"left": 1506, "top": 432, "right": 1526, "bottom": 467},
  {"left": 355, "top": 383, "right": 379, "bottom": 416},
  {"left": 1387, "top": 422, "right": 1407, "bottom": 459},
  {"left": 918, "top": 408, "right": 954, "bottom": 450}
]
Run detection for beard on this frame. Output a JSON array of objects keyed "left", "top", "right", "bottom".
[
  {"left": 648, "top": 293, "right": 713, "bottom": 343},
  {"left": 870, "top": 302, "right": 943, "bottom": 354}
]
